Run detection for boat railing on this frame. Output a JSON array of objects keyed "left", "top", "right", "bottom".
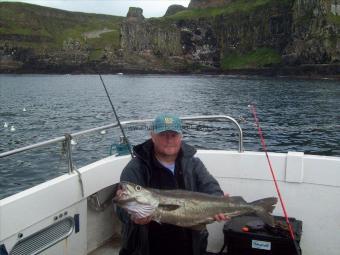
[{"left": 0, "top": 115, "right": 243, "bottom": 173}]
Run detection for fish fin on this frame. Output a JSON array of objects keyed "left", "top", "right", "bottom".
[
  {"left": 250, "top": 197, "right": 278, "bottom": 227},
  {"left": 229, "top": 196, "right": 247, "bottom": 203},
  {"left": 250, "top": 197, "right": 277, "bottom": 213},
  {"left": 153, "top": 219, "right": 162, "bottom": 224},
  {"left": 158, "top": 204, "right": 180, "bottom": 211},
  {"left": 189, "top": 224, "right": 206, "bottom": 231}
]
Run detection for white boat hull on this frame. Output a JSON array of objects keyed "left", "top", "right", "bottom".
[{"left": 1, "top": 150, "right": 339, "bottom": 255}]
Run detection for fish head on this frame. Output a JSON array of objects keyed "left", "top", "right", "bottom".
[
  {"left": 113, "top": 182, "right": 159, "bottom": 219},
  {"left": 113, "top": 181, "right": 157, "bottom": 206}
]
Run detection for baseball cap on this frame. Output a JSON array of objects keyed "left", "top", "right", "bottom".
[{"left": 152, "top": 114, "right": 182, "bottom": 134}]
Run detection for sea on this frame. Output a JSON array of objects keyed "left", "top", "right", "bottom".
[{"left": 1, "top": 74, "right": 340, "bottom": 199}]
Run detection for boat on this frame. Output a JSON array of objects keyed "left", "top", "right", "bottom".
[{"left": 0, "top": 115, "right": 339, "bottom": 255}]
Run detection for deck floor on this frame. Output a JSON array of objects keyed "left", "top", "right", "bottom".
[
  {"left": 87, "top": 236, "right": 227, "bottom": 255},
  {"left": 88, "top": 237, "right": 121, "bottom": 255}
]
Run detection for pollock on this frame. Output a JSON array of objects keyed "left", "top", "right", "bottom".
[{"left": 113, "top": 182, "right": 278, "bottom": 229}]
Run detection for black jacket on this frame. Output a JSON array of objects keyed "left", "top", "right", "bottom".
[{"left": 117, "top": 139, "right": 223, "bottom": 255}]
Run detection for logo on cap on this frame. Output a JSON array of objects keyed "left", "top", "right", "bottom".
[
  {"left": 164, "top": 117, "right": 173, "bottom": 124},
  {"left": 153, "top": 114, "right": 182, "bottom": 134}
]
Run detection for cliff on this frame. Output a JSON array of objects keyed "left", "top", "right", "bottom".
[
  {"left": 284, "top": 0, "right": 340, "bottom": 65},
  {"left": 0, "top": 2, "right": 123, "bottom": 73},
  {"left": 119, "top": 0, "right": 294, "bottom": 72},
  {"left": 1, "top": 0, "right": 340, "bottom": 75}
]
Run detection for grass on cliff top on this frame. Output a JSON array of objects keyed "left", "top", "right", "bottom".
[
  {"left": 0, "top": 2, "right": 123, "bottom": 50},
  {"left": 221, "top": 48, "right": 281, "bottom": 70},
  {"left": 165, "top": 0, "right": 293, "bottom": 20},
  {"left": 327, "top": 13, "right": 340, "bottom": 26},
  {"left": 86, "top": 30, "right": 120, "bottom": 49},
  {"left": 88, "top": 49, "right": 104, "bottom": 61}
]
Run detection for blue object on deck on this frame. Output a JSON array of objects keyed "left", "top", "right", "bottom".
[{"left": 110, "top": 136, "right": 132, "bottom": 156}]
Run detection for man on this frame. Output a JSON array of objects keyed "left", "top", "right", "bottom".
[{"left": 116, "top": 113, "right": 227, "bottom": 255}]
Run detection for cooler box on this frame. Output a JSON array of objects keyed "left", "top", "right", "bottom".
[{"left": 223, "top": 215, "right": 302, "bottom": 255}]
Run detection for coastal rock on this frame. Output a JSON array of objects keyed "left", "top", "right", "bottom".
[
  {"left": 1, "top": 1, "right": 340, "bottom": 75},
  {"left": 179, "top": 21, "right": 219, "bottom": 67},
  {"left": 120, "top": 18, "right": 182, "bottom": 56},
  {"left": 120, "top": 15, "right": 220, "bottom": 71},
  {"left": 283, "top": 0, "right": 340, "bottom": 64},
  {"left": 164, "top": 5, "right": 186, "bottom": 16},
  {"left": 217, "top": 3, "right": 293, "bottom": 58},
  {"left": 126, "top": 7, "right": 144, "bottom": 21}
]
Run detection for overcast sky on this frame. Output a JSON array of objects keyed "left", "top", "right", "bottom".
[{"left": 2, "top": 0, "right": 190, "bottom": 17}]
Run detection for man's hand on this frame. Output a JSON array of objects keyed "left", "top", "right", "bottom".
[
  {"left": 214, "top": 192, "right": 230, "bottom": 222},
  {"left": 131, "top": 214, "right": 152, "bottom": 225},
  {"left": 214, "top": 213, "right": 230, "bottom": 222}
]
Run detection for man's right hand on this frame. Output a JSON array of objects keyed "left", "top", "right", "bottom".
[{"left": 131, "top": 214, "right": 152, "bottom": 225}]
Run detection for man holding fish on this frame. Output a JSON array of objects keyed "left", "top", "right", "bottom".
[
  {"left": 115, "top": 114, "right": 277, "bottom": 255},
  {"left": 116, "top": 113, "right": 227, "bottom": 255}
]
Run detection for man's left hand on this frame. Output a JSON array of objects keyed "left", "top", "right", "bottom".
[
  {"left": 214, "top": 192, "right": 230, "bottom": 222},
  {"left": 214, "top": 213, "right": 230, "bottom": 222}
]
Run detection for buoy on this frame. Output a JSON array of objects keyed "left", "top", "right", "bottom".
[
  {"left": 100, "top": 130, "right": 107, "bottom": 135},
  {"left": 71, "top": 139, "right": 77, "bottom": 145},
  {"left": 4, "top": 122, "right": 8, "bottom": 128},
  {"left": 10, "top": 126, "right": 16, "bottom": 132}
]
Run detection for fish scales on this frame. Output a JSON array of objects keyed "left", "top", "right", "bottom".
[{"left": 155, "top": 193, "right": 252, "bottom": 227}]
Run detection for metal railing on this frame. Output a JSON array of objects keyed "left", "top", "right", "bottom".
[{"left": 0, "top": 115, "right": 243, "bottom": 173}]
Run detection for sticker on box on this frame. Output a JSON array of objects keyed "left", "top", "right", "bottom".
[{"left": 252, "top": 240, "right": 271, "bottom": 250}]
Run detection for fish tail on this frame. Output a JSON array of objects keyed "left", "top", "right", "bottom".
[{"left": 250, "top": 197, "right": 278, "bottom": 227}]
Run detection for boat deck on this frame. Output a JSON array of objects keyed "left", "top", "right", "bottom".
[
  {"left": 88, "top": 238, "right": 226, "bottom": 255},
  {"left": 88, "top": 237, "right": 121, "bottom": 255}
]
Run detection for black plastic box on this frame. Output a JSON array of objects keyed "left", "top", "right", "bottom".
[{"left": 223, "top": 215, "right": 302, "bottom": 255}]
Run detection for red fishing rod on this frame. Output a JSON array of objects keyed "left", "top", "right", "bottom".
[{"left": 250, "top": 104, "right": 301, "bottom": 255}]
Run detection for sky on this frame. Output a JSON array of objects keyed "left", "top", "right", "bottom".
[{"left": 2, "top": 0, "right": 191, "bottom": 17}]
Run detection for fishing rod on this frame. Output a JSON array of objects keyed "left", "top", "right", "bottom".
[
  {"left": 98, "top": 74, "right": 134, "bottom": 158},
  {"left": 250, "top": 104, "right": 301, "bottom": 255}
]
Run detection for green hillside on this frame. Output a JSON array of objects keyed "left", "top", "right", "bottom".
[
  {"left": 164, "top": 0, "right": 291, "bottom": 20},
  {"left": 1, "top": 1, "right": 338, "bottom": 75},
  {"left": 0, "top": 2, "right": 123, "bottom": 53}
]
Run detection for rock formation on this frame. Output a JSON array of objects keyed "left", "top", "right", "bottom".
[
  {"left": 1, "top": 0, "right": 339, "bottom": 75},
  {"left": 164, "top": 4, "right": 186, "bottom": 16}
]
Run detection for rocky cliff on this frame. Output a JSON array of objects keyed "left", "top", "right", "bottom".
[
  {"left": 119, "top": 0, "right": 294, "bottom": 72},
  {"left": 119, "top": 0, "right": 340, "bottom": 75},
  {"left": 283, "top": 0, "right": 340, "bottom": 65},
  {"left": 1, "top": 0, "right": 339, "bottom": 75}
]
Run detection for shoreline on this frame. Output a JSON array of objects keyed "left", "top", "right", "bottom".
[{"left": 1, "top": 65, "right": 340, "bottom": 81}]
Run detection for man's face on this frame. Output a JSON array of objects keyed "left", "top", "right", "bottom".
[{"left": 151, "top": 131, "right": 182, "bottom": 157}]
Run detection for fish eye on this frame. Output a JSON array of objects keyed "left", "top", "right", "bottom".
[{"left": 135, "top": 185, "right": 142, "bottom": 191}]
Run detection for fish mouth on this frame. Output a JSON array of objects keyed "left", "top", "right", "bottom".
[
  {"left": 112, "top": 183, "right": 123, "bottom": 200},
  {"left": 112, "top": 182, "right": 129, "bottom": 202}
]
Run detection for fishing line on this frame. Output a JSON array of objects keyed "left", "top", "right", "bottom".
[
  {"left": 98, "top": 74, "right": 134, "bottom": 158},
  {"left": 250, "top": 104, "right": 301, "bottom": 255}
]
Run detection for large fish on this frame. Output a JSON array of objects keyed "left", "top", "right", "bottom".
[{"left": 113, "top": 182, "right": 278, "bottom": 229}]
